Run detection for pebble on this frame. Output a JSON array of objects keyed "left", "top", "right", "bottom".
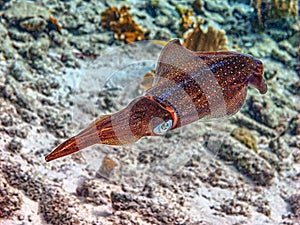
[
  {"left": 27, "top": 215, "right": 33, "bottom": 222},
  {"left": 18, "top": 214, "right": 25, "bottom": 221}
]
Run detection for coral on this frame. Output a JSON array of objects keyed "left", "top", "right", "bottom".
[
  {"left": 252, "top": 0, "right": 299, "bottom": 30},
  {"left": 101, "top": 6, "right": 145, "bottom": 43},
  {"left": 176, "top": 6, "right": 194, "bottom": 37},
  {"left": 183, "top": 20, "right": 227, "bottom": 51},
  {"left": 231, "top": 127, "right": 258, "bottom": 152}
]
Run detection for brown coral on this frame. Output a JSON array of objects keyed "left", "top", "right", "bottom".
[
  {"left": 101, "top": 6, "right": 145, "bottom": 43},
  {"left": 176, "top": 6, "right": 194, "bottom": 37},
  {"left": 231, "top": 127, "right": 258, "bottom": 152},
  {"left": 183, "top": 20, "right": 227, "bottom": 51}
]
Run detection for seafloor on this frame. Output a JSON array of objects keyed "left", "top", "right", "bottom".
[{"left": 0, "top": 0, "right": 299, "bottom": 224}]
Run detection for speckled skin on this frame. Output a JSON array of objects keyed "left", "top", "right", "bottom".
[
  {"left": 148, "top": 39, "right": 266, "bottom": 128},
  {"left": 45, "top": 39, "right": 267, "bottom": 162}
]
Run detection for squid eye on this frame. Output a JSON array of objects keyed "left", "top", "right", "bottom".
[{"left": 153, "top": 119, "right": 173, "bottom": 135}]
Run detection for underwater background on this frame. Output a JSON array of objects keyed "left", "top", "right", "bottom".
[{"left": 0, "top": 0, "right": 299, "bottom": 224}]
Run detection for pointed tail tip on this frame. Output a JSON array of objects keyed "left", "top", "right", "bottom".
[
  {"left": 44, "top": 147, "right": 68, "bottom": 162},
  {"left": 45, "top": 152, "right": 58, "bottom": 162},
  {"left": 45, "top": 137, "right": 80, "bottom": 162}
]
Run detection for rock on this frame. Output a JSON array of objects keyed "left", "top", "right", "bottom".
[
  {"left": 96, "top": 156, "right": 117, "bottom": 179},
  {"left": 0, "top": 111, "right": 13, "bottom": 127},
  {"left": 110, "top": 191, "right": 188, "bottom": 224},
  {"left": 204, "top": 0, "right": 229, "bottom": 13},
  {"left": 1, "top": 38, "right": 20, "bottom": 60},
  {"left": 271, "top": 47, "right": 294, "bottom": 66},
  {"left": 288, "top": 115, "right": 300, "bottom": 135},
  {"left": 10, "top": 60, "right": 33, "bottom": 82},
  {"left": 90, "top": 33, "right": 114, "bottom": 44},
  {"left": 289, "top": 194, "right": 300, "bottom": 222},
  {"left": 5, "top": 76, "right": 35, "bottom": 109},
  {"left": 288, "top": 81, "right": 300, "bottom": 95},
  {"left": 0, "top": 177, "right": 22, "bottom": 219},
  {"left": 20, "top": 17, "right": 47, "bottom": 33},
  {"left": 154, "top": 15, "right": 172, "bottom": 27},
  {"left": 258, "top": 149, "right": 279, "bottom": 168},
  {"left": 278, "top": 40, "right": 299, "bottom": 57},
  {"left": 269, "top": 29, "right": 289, "bottom": 42},
  {"left": 8, "top": 29, "right": 33, "bottom": 42},
  {"left": 0, "top": 22, "right": 8, "bottom": 37},
  {"left": 153, "top": 28, "right": 172, "bottom": 40},
  {"left": 2, "top": 2, "right": 50, "bottom": 22},
  {"left": 205, "top": 133, "right": 275, "bottom": 186},
  {"left": 0, "top": 160, "right": 90, "bottom": 224},
  {"left": 75, "top": 179, "right": 110, "bottom": 205},
  {"left": 269, "top": 137, "right": 291, "bottom": 159},
  {"left": 245, "top": 95, "right": 279, "bottom": 129},
  {"left": 214, "top": 198, "right": 251, "bottom": 216},
  {"left": 144, "top": 0, "right": 160, "bottom": 17},
  {"left": 27, "top": 36, "right": 50, "bottom": 60},
  {"left": 288, "top": 31, "right": 300, "bottom": 47},
  {"left": 7, "top": 138, "right": 22, "bottom": 153}
]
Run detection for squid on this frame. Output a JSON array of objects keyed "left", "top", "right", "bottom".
[{"left": 45, "top": 39, "right": 267, "bottom": 162}]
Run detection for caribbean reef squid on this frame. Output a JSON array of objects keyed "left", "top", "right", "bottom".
[{"left": 45, "top": 39, "right": 267, "bottom": 162}]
